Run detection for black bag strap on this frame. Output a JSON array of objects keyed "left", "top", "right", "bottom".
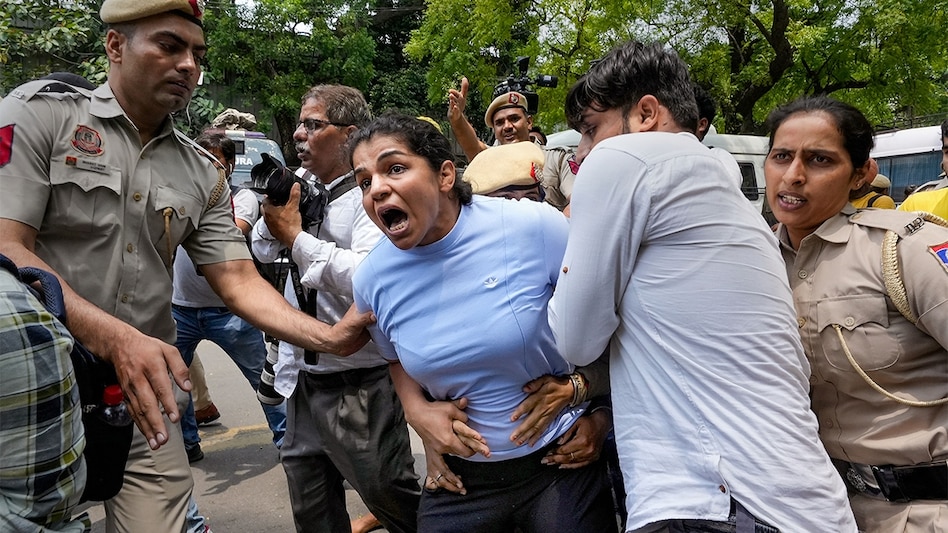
[
  {"left": 0, "top": 254, "right": 68, "bottom": 326},
  {"left": 328, "top": 173, "right": 357, "bottom": 204},
  {"left": 866, "top": 193, "right": 882, "bottom": 207}
]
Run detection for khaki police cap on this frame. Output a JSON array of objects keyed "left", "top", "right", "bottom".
[
  {"left": 100, "top": 0, "right": 204, "bottom": 25},
  {"left": 871, "top": 174, "right": 891, "bottom": 188},
  {"left": 464, "top": 142, "right": 545, "bottom": 195},
  {"left": 484, "top": 92, "right": 528, "bottom": 128}
]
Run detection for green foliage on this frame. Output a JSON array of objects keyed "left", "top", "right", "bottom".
[
  {"left": 409, "top": 0, "right": 948, "bottom": 133},
  {"left": 0, "top": 0, "right": 107, "bottom": 92},
  {"left": 202, "top": 0, "right": 378, "bottom": 158}
]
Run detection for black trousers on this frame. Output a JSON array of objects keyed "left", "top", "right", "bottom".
[{"left": 418, "top": 444, "right": 618, "bottom": 533}]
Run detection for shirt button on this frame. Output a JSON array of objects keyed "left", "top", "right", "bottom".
[
  {"left": 133, "top": 192, "right": 143, "bottom": 201},
  {"left": 562, "top": 266, "right": 569, "bottom": 274},
  {"left": 797, "top": 270, "right": 808, "bottom": 279},
  {"left": 126, "top": 243, "right": 134, "bottom": 253},
  {"left": 121, "top": 294, "right": 129, "bottom": 303},
  {"left": 844, "top": 317, "right": 855, "bottom": 327},
  {"left": 797, "top": 316, "right": 806, "bottom": 328},
  {"left": 718, "top": 485, "right": 727, "bottom": 493},
  {"left": 823, "top": 419, "right": 834, "bottom": 429},
  {"left": 179, "top": 207, "right": 186, "bottom": 215}
]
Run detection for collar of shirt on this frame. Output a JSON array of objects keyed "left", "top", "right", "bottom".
[
  {"left": 780, "top": 205, "right": 857, "bottom": 253},
  {"left": 91, "top": 82, "right": 175, "bottom": 141}
]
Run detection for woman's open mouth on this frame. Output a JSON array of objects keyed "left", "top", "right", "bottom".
[{"left": 380, "top": 206, "right": 408, "bottom": 232}]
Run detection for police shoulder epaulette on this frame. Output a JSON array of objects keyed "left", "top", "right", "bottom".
[
  {"left": 848, "top": 209, "right": 929, "bottom": 238},
  {"left": 6, "top": 79, "right": 92, "bottom": 103},
  {"left": 177, "top": 132, "right": 228, "bottom": 209},
  {"left": 543, "top": 145, "right": 574, "bottom": 155}
]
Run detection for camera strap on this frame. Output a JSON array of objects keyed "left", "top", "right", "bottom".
[{"left": 287, "top": 172, "right": 358, "bottom": 315}]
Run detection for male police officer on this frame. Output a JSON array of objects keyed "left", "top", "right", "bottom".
[
  {"left": 447, "top": 77, "right": 576, "bottom": 211},
  {"left": 0, "top": 1, "right": 370, "bottom": 531}
]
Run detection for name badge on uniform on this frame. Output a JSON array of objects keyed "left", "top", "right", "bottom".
[
  {"left": 65, "top": 155, "right": 110, "bottom": 175},
  {"left": 929, "top": 242, "right": 948, "bottom": 273}
]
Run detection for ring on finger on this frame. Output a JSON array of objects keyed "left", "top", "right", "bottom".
[
  {"left": 570, "top": 451, "right": 575, "bottom": 461},
  {"left": 435, "top": 472, "right": 444, "bottom": 482}
]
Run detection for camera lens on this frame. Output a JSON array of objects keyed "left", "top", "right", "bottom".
[{"left": 256, "top": 348, "right": 284, "bottom": 406}]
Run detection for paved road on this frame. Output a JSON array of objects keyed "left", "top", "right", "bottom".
[{"left": 77, "top": 340, "right": 427, "bottom": 532}]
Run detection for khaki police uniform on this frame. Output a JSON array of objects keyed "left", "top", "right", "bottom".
[
  {"left": 482, "top": 92, "right": 577, "bottom": 210},
  {"left": 0, "top": 79, "right": 250, "bottom": 532},
  {"left": 776, "top": 204, "right": 948, "bottom": 532},
  {"left": 541, "top": 146, "right": 576, "bottom": 210}
]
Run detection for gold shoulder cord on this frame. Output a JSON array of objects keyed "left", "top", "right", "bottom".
[
  {"left": 206, "top": 166, "right": 228, "bottom": 209},
  {"left": 835, "top": 211, "right": 948, "bottom": 407}
]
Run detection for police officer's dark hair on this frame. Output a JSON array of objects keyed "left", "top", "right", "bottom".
[
  {"left": 565, "top": 41, "right": 698, "bottom": 134},
  {"left": 301, "top": 85, "right": 372, "bottom": 129},
  {"left": 692, "top": 83, "right": 716, "bottom": 124},
  {"left": 941, "top": 118, "right": 948, "bottom": 140},
  {"left": 347, "top": 113, "right": 473, "bottom": 205},
  {"left": 765, "top": 96, "right": 874, "bottom": 168},
  {"left": 195, "top": 132, "right": 236, "bottom": 165}
]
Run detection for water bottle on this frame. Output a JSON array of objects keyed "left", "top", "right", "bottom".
[{"left": 97, "top": 384, "right": 133, "bottom": 427}]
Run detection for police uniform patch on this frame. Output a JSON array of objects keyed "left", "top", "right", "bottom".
[
  {"left": 929, "top": 241, "right": 948, "bottom": 273},
  {"left": 0, "top": 124, "right": 13, "bottom": 167},
  {"left": 71, "top": 125, "right": 104, "bottom": 156}
]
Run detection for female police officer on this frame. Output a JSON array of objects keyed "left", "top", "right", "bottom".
[{"left": 765, "top": 95, "right": 948, "bottom": 532}]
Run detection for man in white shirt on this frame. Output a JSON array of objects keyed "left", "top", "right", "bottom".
[
  {"left": 548, "top": 41, "right": 857, "bottom": 532},
  {"left": 251, "top": 85, "right": 419, "bottom": 533}
]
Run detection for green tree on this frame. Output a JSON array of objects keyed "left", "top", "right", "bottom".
[
  {"left": 0, "top": 0, "right": 106, "bottom": 92},
  {"left": 203, "top": 0, "right": 376, "bottom": 160},
  {"left": 364, "top": 0, "right": 434, "bottom": 117},
  {"left": 670, "top": 0, "right": 948, "bottom": 132},
  {"left": 408, "top": 0, "right": 948, "bottom": 133}
]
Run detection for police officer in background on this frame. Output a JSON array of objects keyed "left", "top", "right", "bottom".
[
  {"left": 447, "top": 76, "right": 577, "bottom": 211},
  {"left": 0, "top": 1, "right": 371, "bottom": 531}
]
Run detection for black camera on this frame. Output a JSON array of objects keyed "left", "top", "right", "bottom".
[
  {"left": 492, "top": 56, "right": 558, "bottom": 116},
  {"left": 250, "top": 153, "right": 328, "bottom": 228}
]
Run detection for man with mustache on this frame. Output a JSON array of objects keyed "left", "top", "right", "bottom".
[
  {"left": 251, "top": 86, "right": 420, "bottom": 533},
  {"left": 0, "top": 1, "right": 371, "bottom": 531}
]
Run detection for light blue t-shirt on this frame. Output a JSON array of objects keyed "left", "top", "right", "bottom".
[{"left": 353, "top": 196, "right": 583, "bottom": 461}]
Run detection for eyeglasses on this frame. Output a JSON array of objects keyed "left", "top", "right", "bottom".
[{"left": 298, "top": 117, "right": 350, "bottom": 134}]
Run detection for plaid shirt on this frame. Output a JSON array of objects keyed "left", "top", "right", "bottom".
[{"left": 0, "top": 270, "right": 89, "bottom": 532}]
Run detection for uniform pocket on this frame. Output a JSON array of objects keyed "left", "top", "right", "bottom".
[
  {"left": 816, "top": 295, "right": 898, "bottom": 371},
  {"left": 47, "top": 163, "right": 122, "bottom": 233},
  {"left": 151, "top": 186, "right": 201, "bottom": 265}
]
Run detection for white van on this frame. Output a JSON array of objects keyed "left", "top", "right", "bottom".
[
  {"left": 207, "top": 129, "right": 287, "bottom": 190},
  {"left": 545, "top": 128, "right": 770, "bottom": 214},
  {"left": 870, "top": 125, "right": 943, "bottom": 202}
]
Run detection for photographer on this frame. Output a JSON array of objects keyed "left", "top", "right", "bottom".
[
  {"left": 447, "top": 75, "right": 577, "bottom": 212},
  {"left": 250, "top": 85, "right": 420, "bottom": 533}
]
